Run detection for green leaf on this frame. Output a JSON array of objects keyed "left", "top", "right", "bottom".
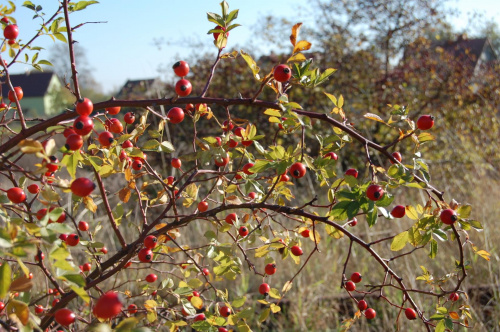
[
  {"left": 429, "top": 239, "right": 438, "bottom": 259},
  {"left": 391, "top": 231, "right": 409, "bottom": 251},
  {"left": 142, "top": 139, "right": 160, "bottom": 151},
  {"left": 46, "top": 223, "right": 73, "bottom": 234},
  {"left": 70, "top": 285, "right": 90, "bottom": 303},
  {"left": 249, "top": 160, "right": 271, "bottom": 173},
  {"left": 61, "top": 150, "right": 83, "bottom": 178},
  {"left": 232, "top": 296, "right": 246, "bottom": 308},
  {"left": 330, "top": 201, "right": 359, "bottom": 221},
  {"left": 457, "top": 204, "right": 472, "bottom": 218},
  {"left": 59, "top": 274, "right": 86, "bottom": 287},
  {"left": 160, "top": 141, "right": 175, "bottom": 153},
  {"left": 0, "top": 263, "right": 12, "bottom": 299}
]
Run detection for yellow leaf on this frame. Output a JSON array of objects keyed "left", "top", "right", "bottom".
[
  {"left": 309, "top": 230, "right": 321, "bottom": 244},
  {"left": 264, "top": 109, "right": 281, "bottom": 117},
  {"left": 364, "top": 113, "right": 386, "bottom": 124},
  {"left": 475, "top": 250, "right": 491, "bottom": 261},
  {"left": 18, "top": 139, "right": 43, "bottom": 154},
  {"left": 270, "top": 303, "right": 281, "bottom": 313},
  {"left": 240, "top": 50, "right": 260, "bottom": 80},
  {"left": 287, "top": 53, "right": 306, "bottom": 63},
  {"left": 324, "top": 92, "right": 338, "bottom": 106},
  {"left": 289, "top": 22, "right": 302, "bottom": 46},
  {"left": 268, "top": 288, "right": 281, "bottom": 299},
  {"left": 144, "top": 300, "right": 158, "bottom": 311},
  {"left": 221, "top": 50, "right": 239, "bottom": 59},
  {"left": 293, "top": 40, "right": 312, "bottom": 54},
  {"left": 191, "top": 296, "right": 203, "bottom": 309},
  {"left": 83, "top": 196, "right": 97, "bottom": 213},
  {"left": 405, "top": 205, "right": 419, "bottom": 220},
  {"left": 282, "top": 281, "right": 293, "bottom": 294},
  {"left": 7, "top": 300, "right": 29, "bottom": 325},
  {"left": 338, "top": 95, "right": 344, "bottom": 108},
  {"left": 268, "top": 116, "right": 281, "bottom": 123}
]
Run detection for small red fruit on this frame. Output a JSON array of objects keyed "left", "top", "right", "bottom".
[
  {"left": 345, "top": 168, "right": 358, "bottom": 178},
  {"left": 144, "top": 235, "right": 158, "bottom": 249},
  {"left": 225, "top": 213, "right": 237, "bottom": 225},
  {"left": 324, "top": 152, "right": 338, "bottom": 160},
  {"left": 175, "top": 79, "right": 192, "bottom": 97},
  {"left": 265, "top": 263, "right": 276, "bottom": 275},
  {"left": 300, "top": 229, "right": 310, "bottom": 238},
  {"left": 219, "top": 306, "right": 231, "bottom": 317},
  {"left": 59, "top": 234, "right": 68, "bottom": 242},
  {"left": 65, "top": 234, "right": 79, "bottom": 246},
  {"left": 3, "top": 24, "right": 19, "bottom": 40},
  {"left": 107, "top": 118, "right": 124, "bottom": 134},
  {"left": 27, "top": 184, "right": 40, "bottom": 194},
  {"left": 349, "top": 217, "right": 358, "bottom": 226},
  {"left": 54, "top": 308, "right": 75, "bottom": 326},
  {"left": 124, "top": 112, "right": 135, "bottom": 124},
  {"left": 274, "top": 64, "right": 292, "bottom": 82},
  {"left": 391, "top": 205, "right": 406, "bottom": 218},
  {"left": 357, "top": 300, "right": 368, "bottom": 311},
  {"left": 214, "top": 152, "right": 230, "bottom": 167},
  {"left": 416, "top": 115, "right": 434, "bottom": 130},
  {"left": 35, "top": 305, "right": 44, "bottom": 314},
  {"left": 202, "top": 268, "right": 210, "bottom": 276},
  {"left": 222, "top": 120, "right": 234, "bottom": 132},
  {"left": 449, "top": 292, "right": 459, "bottom": 301},
  {"left": 93, "top": 291, "right": 123, "bottom": 320},
  {"left": 234, "top": 127, "right": 245, "bottom": 137},
  {"left": 132, "top": 159, "right": 143, "bottom": 171},
  {"left": 290, "top": 162, "right": 306, "bottom": 179},
  {"left": 213, "top": 25, "right": 229, "bottom": 40},
  {"left": 65, "top": 134, "right": 83, "bottom": 151},
  {"left": 405, "top": 308, "right": 417, "bottom": 320},
  {"left": 73, "top": 116, "right": 94, "bottom": 136},
  {"left": 242, "top": 163, "right": 254, "bottom": 175},
  {"left": 187, "top": 291, "right": 200, "bottom": 301},
  {"left": 105, "top": 106, "right": 121, "bottom": 115},
  {"left": 291, "top": 245, "right": 303, "bottom": 256},
  {"left": 78, "top": 221, "right": 89, "bottom": 231},
  {"left": 98, "top": 131, "right": 114, "bottom": 147},
  {"left": 82, "top": 263, "right": 91, "bottom": 272},
  {"left": 366, "top": 184, "right": 384, "bottom": 201},
  {"left": 280, "top": 173, "right": 290, "bottom": 182},
  {"left": 227, "top": 139, "right": 238, "bottom": 148},
  {"left": 63, "top": 128, "right": 77, "bottom": 138},
  {"left": 440, "top": 209, "right": 458, "bottom": 225},
  {"left": 145, "top": 273, "right": 157, "bottom": 283},
  {"left": 70, "top": 177, "right": 96, "bottom": 197},
  {"left": 219, "top": 328, "right": 228, "bottom": 332},
  {"left": 171, "top": 158, "right": 182, "bottom": 169},
  {"left": 259, "top": 283, "right": 270, "bottom": 295},
  {"left": 198, "top": 201, "right": 209, "bottom": 212},
  {"left": 0, "top": 302, "right": 4, "bottom": 311},
  {"left": 350, "top": 272, "right": 362, "bottom": 283},
  {"left": 248, "top": 192, "right": 257, "bottom": 199},
  {"left": 138, "top": 248, "right": 153, "bottom": 263},
  {"left": 168, "top": 107, "right": 185, "bottom": 124},
  {"left": 35, "top": 252, "right": 45, "bottom": 261},
  {"left": 391, "top": 151, "right": 402, "bottom": 164},
  {"left": 194, "top": 313, "right": 206, "bottom": 321},
  {"left": 7, "top": 187, "right": 26, "bottom": 203},
  {"left": 75, "top": 98, "right": 93, "bottom": 116},
  {"left": 101, "top": 247, "right": 108, "bottom": 254},
  {"left": 173, "top": 60, "right": 189, "bottom": 77},
  {"left": 166, "top": 176, "right": 175, "bottom": 185},
  {"left": 365, "top": 308, "right": 376, "bottom": 319},
  {"left": 239, "top": 226, "right": 249, "bottom": 237},
  {"left": 128, "top": 304, "right": 138, "bottom": 314},
  {"left": 345, "top": 281, "right": 356, "bottom": 292},
  {"left": 122, "top": 140, "right": 133, "bottom": 148}
]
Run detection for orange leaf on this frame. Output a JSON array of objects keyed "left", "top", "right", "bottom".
[
  {"left": 290, "top": 23, "right": 302, "bottom": 46},
  {"left": 449, "top": 311, "right": 460, "bottom": 320},
  {"left": 293, "top": 40, "right": 311, "bottom": 54}
]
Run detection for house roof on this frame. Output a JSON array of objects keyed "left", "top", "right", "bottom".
[
  {"left": 117, "top": 79, "right": 163, "bottom": 99},
  {"left": 1, "top": 71, "right": 58, "bottom": 98},
  {"left": 432, "top": 37, "right": 496, "bottom": 67}
]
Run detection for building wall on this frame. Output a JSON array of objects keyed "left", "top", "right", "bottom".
[{"left": 19, "top": 97, "right": 45, "bottom": 118}]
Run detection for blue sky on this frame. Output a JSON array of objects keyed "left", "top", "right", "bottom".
[{"left": 8, "top": 0, "right": 500, "bottom": 94}]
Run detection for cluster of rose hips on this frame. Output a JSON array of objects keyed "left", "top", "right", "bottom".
[{"left": 2, "top": 18, "right": 18, "bottom": 46}]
